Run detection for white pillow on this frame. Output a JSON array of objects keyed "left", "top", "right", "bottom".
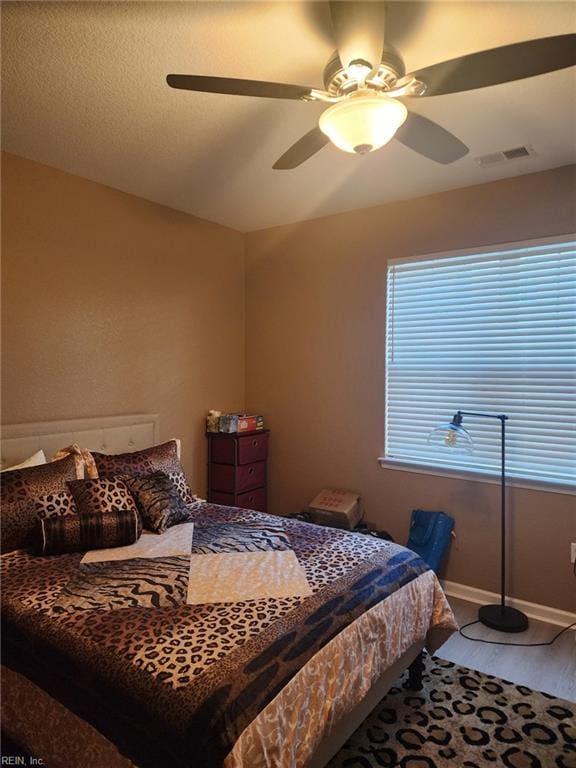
[{"left": 1, "top": 449, "right": 47, "bottom": 472}]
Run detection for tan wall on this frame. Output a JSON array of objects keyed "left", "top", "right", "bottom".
[
  {"left": 245, "top": 165, "right": 576, "bottom": 612},
  {"left": 1, "top": 152, "right": 245, "bottom": 492}
]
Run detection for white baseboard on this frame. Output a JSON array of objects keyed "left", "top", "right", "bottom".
[{"left": 442, "top": 580, "right": 576, "bottom": 629}]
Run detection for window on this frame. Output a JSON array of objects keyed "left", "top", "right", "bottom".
[{"left": 383, "top": 236, "right": 576, "bottom": 490}]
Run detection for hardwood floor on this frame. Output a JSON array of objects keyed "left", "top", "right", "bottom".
[{"left": 435, "top": 597, "right": 576, "bottom": 702}]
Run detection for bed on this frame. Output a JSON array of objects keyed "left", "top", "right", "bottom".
[{"left": 1, "top": 416, "right": 457, "bottom": 768}]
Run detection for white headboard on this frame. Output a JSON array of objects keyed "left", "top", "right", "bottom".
[{"left": 1, "top": 414, "right": 160, "bottom": 467}]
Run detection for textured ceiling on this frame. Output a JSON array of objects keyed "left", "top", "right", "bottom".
[{"left": 2, "top": 1, "right": 575, "bottom": 232}]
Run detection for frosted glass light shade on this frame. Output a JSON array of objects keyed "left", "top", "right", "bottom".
[
  {"left": 428, "top": 422, "right": 474, "bottom": 454},
  {"left": 319, "top": 92, "right": 408, "bottom": 155}
]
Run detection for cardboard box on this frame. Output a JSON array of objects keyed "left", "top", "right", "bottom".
[
  {"left": 219, "top": 413, "right": 264, "bottom": 433},
  {"left": 237, "top": 415, "right": 264, "bottom": 433}
]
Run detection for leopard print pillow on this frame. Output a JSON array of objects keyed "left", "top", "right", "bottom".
[
  {"left": 1, "top": 454, "right": 82, "bottom": 552},
  {"left": 124, "top": 471, "right": 192, "bottom": 534},
  {"left": 68, "top": 477, "right": 139, "bottom": 517},
  {"left": 0, "top": 492, "right": 78, "bottom": 553},
  {"left": 166, "top": 470, "right": 195, "bottom": 506},
  {"left": 91, "top": 441, "right": 195, "bottom": 505},
  {"left": 34, "top": 491, "right": 77, "bottom": 519},
  {"left": 1, "top": 453, "right": 81, "bottom": 506},
  {"left": 1, "top": 500, "right": 38, "bottom": 553},
  {"left": 91, "top": 441, "right": 183, "bottom": 479}
]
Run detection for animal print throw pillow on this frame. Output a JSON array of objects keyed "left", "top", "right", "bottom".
[
  {"left": 124, "top": 471, "right": 193, "bottom": 534},
  {"left": 1, "top": 500, "right": 44, "bottom": 554},
  {"left": 92, "top": 440, "right": 181, "bottom": 477},
  {"left": 92, "top": 441, "right": 195, "bottom": 504},
  {"left": 92, "top": 440, "right": 195, "bottom": 504},
  {"left": 37, "top": 508, "right": 142, "bottom": 556},
  {"left": 1, "top": 453, "right": 82, "bottom": 506},
  {"left": 0, "top": 454, "right": 81, "bottom": 552},
  {"left": 68, "top": 477, "right": 139, "bottom": 517},
  {"left": 166, "top": 470, "right": 196, "bottom": 506}
]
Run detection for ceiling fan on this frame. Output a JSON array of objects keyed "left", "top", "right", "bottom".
[{"left": 166, "top": 2, "right": 576, "bottom": 170}]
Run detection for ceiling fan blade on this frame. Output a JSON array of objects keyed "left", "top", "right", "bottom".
[
  {"left": 166, "top": 74, "right": 313, "bottom": 100},
  {"left": 395, "top": 112, "right": 469, "bottom": 164},
  {"left": 273, "top": 127, "right": 330, "bottom": 170},
  {"left": 329, "top": 1, "right": 386, "bottom": 71},
  {"left": 409, "top": 34, "right": 576, "bottom": 97}
]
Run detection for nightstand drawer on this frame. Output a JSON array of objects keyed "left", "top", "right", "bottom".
[
  {"left": 210, "top": 487, "right": 267, "bottom": 513},
  {"left": 236, "top": 487, "right": 267, "bottom": 512},
  {"left": 209, "top": 431, "right": 269, "bottom": 465},
  {"left": 210, "top": 461, "right": 265, "bottom": 493},
  {"left": 237, "top": 433, "right": 268, "bottom": 465}
]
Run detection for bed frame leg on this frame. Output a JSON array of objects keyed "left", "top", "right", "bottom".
[{"left": 407, "top": 651, "right": 425, "bottom": 691}]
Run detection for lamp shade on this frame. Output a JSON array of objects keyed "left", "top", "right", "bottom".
[
  {"left": 427, "top": 421, "right": 474, "bottom": 454},
  {"left": 319, "top": 91, "right": 408, "bottom": 155}
]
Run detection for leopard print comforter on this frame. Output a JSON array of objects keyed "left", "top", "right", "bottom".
[{"left": 2, "top": 503, "right": 433, "bottom": 768}]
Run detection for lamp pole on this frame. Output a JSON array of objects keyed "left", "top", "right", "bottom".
[
  {"left": 451, "top": 410, "right": 528, "bottom": 633},
  {"left": 500, "top": 414, "right": 506, "bottom": 611}
]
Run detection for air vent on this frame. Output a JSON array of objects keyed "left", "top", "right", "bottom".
[
  {"left": 503, "top": 146, "right": 531, "bottom": 160},
  {"left": 474, "top": 145, "right": 537, "bottom": 167}
]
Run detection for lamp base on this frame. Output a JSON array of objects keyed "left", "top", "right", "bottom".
[{"left": 478, "top": 604, "right": 529, "bottom": 633}]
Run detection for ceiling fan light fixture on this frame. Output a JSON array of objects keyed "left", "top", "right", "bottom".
[
  {"left": 319, "top": 91, "right": 407, "bottom": 155},
  {"left": 345, "top": 59, "right": 373, "bottom": 85}
]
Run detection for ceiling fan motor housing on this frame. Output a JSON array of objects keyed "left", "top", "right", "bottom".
[{"left": 323, "top": 43, "right": 406, "bottom": 95}]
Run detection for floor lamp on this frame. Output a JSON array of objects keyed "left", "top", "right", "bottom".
[{"left": 428, "top": 410, "right": 529, "bottom": 633}]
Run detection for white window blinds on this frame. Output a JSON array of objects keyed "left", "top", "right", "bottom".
[{"left": 385, "top": 238, "right": 576, "bottom": 489}]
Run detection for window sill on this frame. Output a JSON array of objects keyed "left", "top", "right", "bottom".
[{"left": 377, "top": 457, "right": 575, "bottom": 496}]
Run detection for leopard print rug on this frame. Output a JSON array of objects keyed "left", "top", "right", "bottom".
[{"left": 329, "top": 655, "right": 576, "bottom": 768}]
